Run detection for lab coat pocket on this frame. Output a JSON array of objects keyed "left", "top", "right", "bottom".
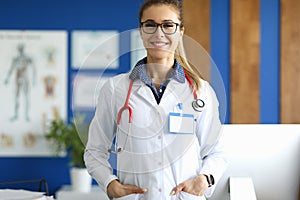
[
  {"left": 113, "top": 193, "right": 144, "bottom": 200},
  {"left": 177, "top": 191, "right": 206, "bottom": 200}
]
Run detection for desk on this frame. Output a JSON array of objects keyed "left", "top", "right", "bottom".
[{"left": 56, "top": 185, "right": 109, "bottom": 200}]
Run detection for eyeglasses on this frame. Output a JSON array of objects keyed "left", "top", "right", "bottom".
[{"left": 140, "top": 21, "right": 180, "bottom": 35}]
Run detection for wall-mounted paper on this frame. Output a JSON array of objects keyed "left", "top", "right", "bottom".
[
  {"left": 72, "top": 31, "right": 119, "bottom": 69},
  {"left": 72, "top": 74, "right": 112, "bottom": 109},
  {"left": 0, "top": 30, "right": 67, "bottom": 156},
  {"left": 130, "top": 30, "right": 146, "bottom": 69}
]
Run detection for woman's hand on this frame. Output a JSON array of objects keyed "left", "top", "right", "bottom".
[
  {"left": 170, "top": 174, "right": 208, "bottom": 196},
  {"left": 107, "top": 180, "right": 147, "bottom": 198}
]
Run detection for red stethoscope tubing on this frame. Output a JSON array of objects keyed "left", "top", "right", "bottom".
[
  {"left": 117, "top": 79, "right": 134, "bottom": 125},
  {"left": 183, "top": 71, "right": 198, "bottom": 99},
  {"left": 116, "top": 72, "right": 198, "bottom": 125}
]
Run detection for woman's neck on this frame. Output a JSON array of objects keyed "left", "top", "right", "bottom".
[{"left": 146, "top": 56, "right": 174, "bottom": 88}]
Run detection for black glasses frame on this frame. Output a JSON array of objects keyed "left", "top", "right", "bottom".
[{"left": 140, "top": 21, "right": 180, "bottom": 35}]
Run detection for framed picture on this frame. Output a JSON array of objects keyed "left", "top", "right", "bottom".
[
  {"left": 72, "top": 30, "right": 119, "bottom": 69},
  {"left": 130, "top": 30, "right": 146, "bottom": 69},
  {"left": 72, "top": 73, "right": 113, "bottom": 110}
]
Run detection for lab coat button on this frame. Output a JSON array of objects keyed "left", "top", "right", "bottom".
[
  {"left": 158, "top": 188, "right": 162, "bottom": 192},
  {"left": 158, "top": 135, "right": 162, "bottom": 139},
  {"left": 158, "top": 162, "right": 162, "bottom": 165}
]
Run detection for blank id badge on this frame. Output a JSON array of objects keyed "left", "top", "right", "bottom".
[{"left": 168, "top": 112, "right": 194, "bottom": 134}]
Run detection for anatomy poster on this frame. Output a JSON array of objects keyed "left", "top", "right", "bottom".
[{"left": 0, "top": 30, "right": 67, "bottom": 156}]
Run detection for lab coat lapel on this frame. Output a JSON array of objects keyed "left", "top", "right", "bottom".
[
  {"left": 133, "top": 80, "right": 188, "bottom": 108},
  {"left": 134, "top": 81, "right": 157, "bottom": 106},
  {"left": 159, "top": 80, "right": 186, "bottom": 107}
]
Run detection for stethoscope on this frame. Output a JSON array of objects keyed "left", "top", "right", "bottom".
[
  {"left": 184, "top": 71, "right": 205, "bottom": 112},
  {"left": 108, "top": 71, "right": 205, "bottom": 154}
]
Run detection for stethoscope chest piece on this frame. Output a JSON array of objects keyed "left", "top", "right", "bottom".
[{"left": 192, "top": 99, "right": 205, "bottom": 112}]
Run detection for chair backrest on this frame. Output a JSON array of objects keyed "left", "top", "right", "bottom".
[{"left": 0, "top": 179, "right": 49, "bottom": 196}]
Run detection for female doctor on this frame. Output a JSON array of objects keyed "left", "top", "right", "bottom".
[{"left": 84, "top": 0, "right": 227, "bottom": 199}]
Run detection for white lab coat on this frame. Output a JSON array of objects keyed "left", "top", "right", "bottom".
[{"left": 84, "top": 73, "right": 227, "bottom": 200}]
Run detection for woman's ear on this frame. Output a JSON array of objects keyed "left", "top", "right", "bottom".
[
  {"left": 180, "top": 26, "right": 185, "bottom": 36},
  {"left": 139, "top": 27, "right": 144, "bottom": 38}
]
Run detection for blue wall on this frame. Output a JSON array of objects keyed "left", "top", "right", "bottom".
[
  {"left": 0, "top": 0, "right": 144, "bottom": 195},
  {"left": 210, "top": 0, "right": 280, "bottom": 124},
  {"left": 0, "top": 0, "right": 280, "bottom": 196},
  {"left": 260, "top": 0, "right": 280, "bottom": 123}
]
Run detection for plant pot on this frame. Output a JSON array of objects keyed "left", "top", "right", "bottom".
[{"left": 70, "top": 168, "right": 92, "bottom": 192}]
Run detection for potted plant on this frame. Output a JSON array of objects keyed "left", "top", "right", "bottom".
[{"left": 44, "top": 114, "right": 92, "bottom": 192}]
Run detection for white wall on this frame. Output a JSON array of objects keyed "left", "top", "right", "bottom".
[{"left": 209, "top": 124, "right": 300, "bottom": 200}]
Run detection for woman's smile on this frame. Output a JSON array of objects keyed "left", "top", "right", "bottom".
[{"left": 149, "top": 40, "right": 169, "bottom": 48}]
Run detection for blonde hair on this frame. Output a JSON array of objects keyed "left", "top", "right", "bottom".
[{"left": 175, "top": 37, "right": 203, "bottom": 91}]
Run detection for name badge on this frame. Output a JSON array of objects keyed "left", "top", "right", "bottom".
[{"left": 168, "top": 112, "right": 194, "bottom": 134}]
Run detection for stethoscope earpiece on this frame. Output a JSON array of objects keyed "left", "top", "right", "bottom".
[{"left": 192, "top": 99, "right": 205, "bottom": 112}]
